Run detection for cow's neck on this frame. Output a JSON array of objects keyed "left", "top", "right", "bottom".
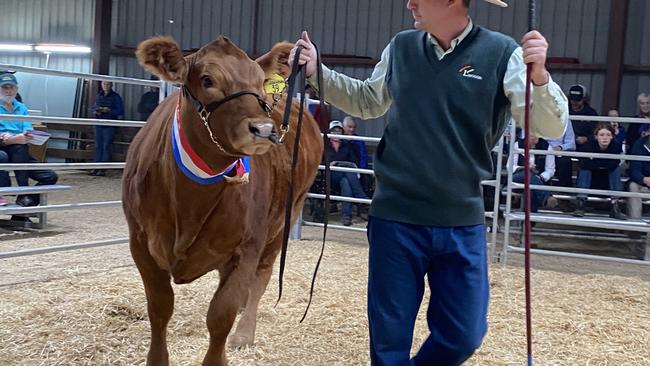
[{"left": 178, "top": 105, "right": 238, "bottom": 173}]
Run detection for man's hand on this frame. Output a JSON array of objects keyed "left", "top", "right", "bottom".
[
  {"left": 643, "top": 177, "right": 650, "bottom": 187},
  {"left": 576, "top": 136, "right": 588, "bottom": 144},
  {"left": 10, "top": 133, "right": 29, "bottom": 145},
  {"left": 553, "top": 146, "right": 562, "bottom": 151},
  {"left": 0, "top": 133, "right": 28, "bottom": 145},
  {"left": 289, "top": 31, "right": 317, "bottom": 78},
  {"left": 521, "top": 30, "right": 550, "bottom": 86}
]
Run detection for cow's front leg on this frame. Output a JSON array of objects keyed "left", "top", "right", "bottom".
[
  {"left": 203, "top": 249, "right": 258, "bottom": 366},
  {"left": 229, "top": 237, "right": 281, "bottom": 348},
  {"left": 130, "top": 236, "right": 175, "bottom": 366}
]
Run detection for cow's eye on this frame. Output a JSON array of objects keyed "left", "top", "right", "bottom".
[{"left": 201, "top": 76, "right": 214, "bottom": 88}]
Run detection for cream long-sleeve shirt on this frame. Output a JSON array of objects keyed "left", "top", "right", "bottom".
[{"left": 308, "top": 19, "right": 568, "bottom": 139}]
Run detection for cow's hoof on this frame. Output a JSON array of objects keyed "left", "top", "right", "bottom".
[{"left": 228, "top": 334, "right": 254, "bottom": 349}]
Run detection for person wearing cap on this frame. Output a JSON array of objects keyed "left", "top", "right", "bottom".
[
  {"left": 0, "top": 70, "right": 23, "bottom": 103},
  {"left": 291, "top": 0, "right": 568, "bottom": 364},
  {"left": 326, "top": 120, "right": 368, "bottom": 226},
  {"left": 0, "top": 72, "right": 34, "bottom": 203},
  {"left": 552, "top": 84, "right": 600, "bottom": 192},
  {"left": 567, "top": 84, "right": 598, "bottom": 150}
]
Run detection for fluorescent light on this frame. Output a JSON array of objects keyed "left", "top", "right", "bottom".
[
  {"left": 0, "top": 44, "right": 33, "bottom": 51},
  {"left": 34, "top": 44, "right": 92, "bottom": 54}
]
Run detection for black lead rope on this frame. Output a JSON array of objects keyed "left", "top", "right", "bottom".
[
  {"left": 276, "top": 45, "right": 305, "bottom": 307},
  {"left": 276, "top": 42, "right": 331, "bottom": 323}
]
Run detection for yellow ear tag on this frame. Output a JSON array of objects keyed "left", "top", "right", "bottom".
[{"left": 264, "top": 74, "right": 287, "bottom": 94}]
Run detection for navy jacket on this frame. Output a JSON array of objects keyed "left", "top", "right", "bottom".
[
  {"left": 579, "top": 139, "right": 623, "bottom": 171},
  {"left": 629, "top": 136, "right": 650, "bottom": 186},
  {"left": 325, "top": 140, "right": 360, "bottom": 167}
]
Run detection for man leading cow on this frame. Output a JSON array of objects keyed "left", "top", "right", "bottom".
[{"left": 291, "top": 0, "right": 568, "bottom": 364}]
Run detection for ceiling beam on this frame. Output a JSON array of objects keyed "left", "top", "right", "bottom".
[
  {"left": 602, "top": 0, "right": 630, "bottom": 113},
  {"left": 92, "top": 0, "right": 112, "bottom": 75}
]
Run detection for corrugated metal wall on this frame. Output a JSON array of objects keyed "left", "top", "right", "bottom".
[
  {"left": 111, "top": 0, "right": 628, "bottom": 136},
  {"left": 0, "top": 0, "right": 93, "bottom": 73},
  {"left": 1, "top": 0, "right": 648, "bottom": 134},
  {"left": 622, "top": 0, "right": 650, "bottom": 116}
]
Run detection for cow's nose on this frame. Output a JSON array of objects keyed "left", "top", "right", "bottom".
[{"left": 249, "top": 121, "right": 277, "bottom": 139}]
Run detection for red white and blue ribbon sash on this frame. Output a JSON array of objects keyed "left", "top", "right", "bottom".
[{"left": 171, "top": 99, "right": 250, "bottom": 185}]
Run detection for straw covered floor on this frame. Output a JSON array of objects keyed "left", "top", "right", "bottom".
[{"left": 1, "top": 236, "right": 649, "bottom": 365}]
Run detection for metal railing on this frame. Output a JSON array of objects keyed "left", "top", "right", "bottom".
[
  {"left": 0, "top": 63, "right": 160, "bottom": 260},
  {"left": 501, "top": 116, "right": 650, "bottom": 265}
]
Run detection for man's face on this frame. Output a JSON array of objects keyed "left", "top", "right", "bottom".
[
  {"left": 639, "top": 96, "right": 650, "bottom": 115},
  {"left": 343, "top": 121, "right": 356, "bottom": 135},
  {"left": 570, "top": 98, "right": 584, "bottom": 111},
  {"left": 406, "top": 0, "right": 450, "bottom": 33},
  {"left": 0, "top": 84, "right": 18, "bottom": 103}
]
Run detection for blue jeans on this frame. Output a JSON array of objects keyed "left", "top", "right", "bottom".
[
  {"left": 512, "top": 169, "right": 549, "bottom": 212},
  {"left": 94, "top": 125, "right": 116, "bottom": 162},
  {"left": 0, "top": 144, "right": 31, "bottom": 186},
  {"left": 576, "top": 167, "right": 621, "bottom": 199},
  {"left": 367, "top": 216, "right": 488, "bottom": 366},
  {"left": 331, "top": 171, "right": 367, "bottom": 220}
]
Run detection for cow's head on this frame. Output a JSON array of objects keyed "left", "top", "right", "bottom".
[{"left": 136, "top": 36, "right": 293, "bottom": 156}]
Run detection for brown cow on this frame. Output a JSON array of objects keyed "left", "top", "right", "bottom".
[{"left": 122, "top": 36, "right": 323, "bottom": 366}]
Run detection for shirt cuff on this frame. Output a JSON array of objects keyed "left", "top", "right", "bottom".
[{"left": 307, "top": 64, "right": 333, "bottom": 91}]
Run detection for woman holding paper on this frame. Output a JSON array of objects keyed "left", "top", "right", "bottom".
[{"left": 0, "top": 72, "right": 34, "bottom": 196}]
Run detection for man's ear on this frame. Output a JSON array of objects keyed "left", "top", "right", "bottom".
[
  {"left": 255, "top": 42, "right": 294, "bottom": 79},
  {"left": 136, "top": 36, "right": 188, "bottom": 84}
]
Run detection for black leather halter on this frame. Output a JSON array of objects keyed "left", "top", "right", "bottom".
[
  {"left": 180, "top": 85, "right": 277, "bottom": 152},
  {"left": 182, "top": 86, "right": 272, "bottom": 118}
]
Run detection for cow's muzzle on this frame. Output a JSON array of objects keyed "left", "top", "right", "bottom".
[{"left": 249, "top": 122, "right": 280, "bottom": 143}]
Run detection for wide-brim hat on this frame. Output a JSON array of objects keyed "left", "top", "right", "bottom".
[{"left": 485, "top": 0, "right": 508, "bottom": 7}]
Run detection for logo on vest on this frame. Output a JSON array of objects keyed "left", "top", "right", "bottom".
[{"left": 458, "top": 65, "right": 483, "bottom": 80}]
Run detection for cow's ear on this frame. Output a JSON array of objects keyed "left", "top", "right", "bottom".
[
  {"left": 255, "top": 42, "right": 293, "bottom": 79},
  {"left": 136, "top": 36, "right": 188, "bottom": 84}
]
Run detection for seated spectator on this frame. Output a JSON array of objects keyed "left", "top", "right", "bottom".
[
  {"left": 547, "top": 115, "right": 576, "bottom": 188},
  {"left": 626, "top": 93, "right": 650, "bottom": 151},
  {"left": 573, "top": 123, "right": 626, "bottom": 219},
  {"left": 0, "top": 72, "right": 34, "bottom": 205},
  {"left": 137, "top": 75, "right": 159, "bottom": 121},
  {"left": 342, "top": 116, "right": 369, "bottom": 169},
  {"left": 326, "top": 120, "right": 368, "bottom": 226},
  {"left": 508, "top": 133, "right": 557, "bottom": 212},
  {"left": 568, "top": 84, "right": 598, "bottom": 152},
  {"left": 627, "top": 135, "right": 650, "bottom": 219},
  {"left": 343, "top": 115, "right": 374, "bottom": 202},
  {"left": 607, "top": 109, "right": 626, "bottom": 146}
]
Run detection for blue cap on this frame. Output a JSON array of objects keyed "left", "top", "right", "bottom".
[{"left": 0, "top": 73, "right": 17, "bottom": 86}]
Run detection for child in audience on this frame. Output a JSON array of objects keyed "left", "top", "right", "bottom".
[{"left": 573, "top": 123, "right": 626, "bottom": 219}]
